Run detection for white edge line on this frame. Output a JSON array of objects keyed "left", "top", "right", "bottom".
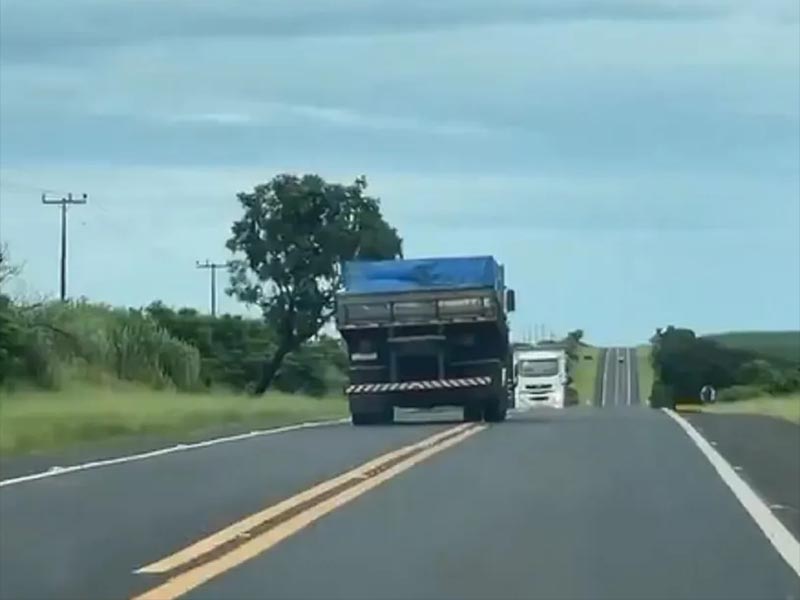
[
  {"left": 602, "top": 349, "right": 608, "bottom": 407},
  {"left": 0, "top": 418, "right": 350, "bottom": 489},
  {"left": 663, "top": 408, "right": 800, "bottom": 579}
]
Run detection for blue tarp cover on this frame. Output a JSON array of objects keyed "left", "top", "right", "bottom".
[{"left": 342, "top": 256, "right": 501, "bottom": 294}]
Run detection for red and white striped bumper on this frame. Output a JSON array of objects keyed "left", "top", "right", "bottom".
[{"left": 346, "top": 377, "right": 492, "bottom": 395}]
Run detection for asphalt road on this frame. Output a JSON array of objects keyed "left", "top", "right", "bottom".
[
  {"left": 1, "top": 407, "right": 798, "bottom": 600},
  {"left": 687, "top": 412, "right": 800, "bottom": 538},
  {"left": 597, "top": 347, "right": 640, "bottom": 407}
]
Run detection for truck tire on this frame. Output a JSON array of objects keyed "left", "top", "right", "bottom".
[
  {"left": 351, "top": 411, "right": 376, "bottom": 426},
  {"left": 463, "top": 404, "right": 483, "bottom": 422},
  {"left": 351, "top": 403, "right": 393, "bottom": 426},
  {"left": 483, "top": 399, "right": 507, "bottom": 423},
  {"left": 379, "top": 404, "right": 395, "bottom": 424}
]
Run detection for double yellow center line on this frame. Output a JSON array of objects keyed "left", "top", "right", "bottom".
[{"left": 132, "top": 422, "right": 486, "bottom": 600}]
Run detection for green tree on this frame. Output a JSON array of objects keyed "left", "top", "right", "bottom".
[
  {"left": 226, "top": 174, "right": 402, "bottom": 393},
  {"left": 0, "top": 244, "right": 21, "bottom": 289},
  {"left": 0, "top": 245, "right": 22, "bottom": 383},
  {"left": 567, "top": 329, "right": 584, "bottom": 344},
  {"left": 650, "top": 326, "right": 753, "bottom": 403},
  {"left": 0, "top": 295, "right": 21, "bottom": 383},
  {"left": 562, "top": 329, "right": 585, "bottom": 360}
]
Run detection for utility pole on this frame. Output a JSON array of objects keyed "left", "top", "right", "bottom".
[
  {"left": 196, "top": 260, "right": 227, "bottom": 317},
  {"left": 42, "top": 192, "right": 87, "bottom": 301}
]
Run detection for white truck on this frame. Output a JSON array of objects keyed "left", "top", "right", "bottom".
[{"left": 513, "top": 348, "right": 569, "bottom": 409}]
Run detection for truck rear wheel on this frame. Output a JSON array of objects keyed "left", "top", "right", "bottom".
[
  {"left": 351, "top": 402, "right": 393, "bottom": 426},
  {"left": 379, "top": 405, "right": 394, "bottom": 424},
  {"left": 483, "top": 399, "right": 507, "bottom": 423},
  {"left": 463, "top": 404, "right": 483, "bottom": 422},
  {"left": 351, "top": 411, "right": 376, "bottom": 426}
]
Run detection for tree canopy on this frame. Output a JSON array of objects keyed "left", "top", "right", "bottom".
[
  {"left": 650, "top": 326, "right": 752, "bottom": 404},
  {"left": 226, "top": 174, "right": 402, "bottom": 393},
  {"left": 0, "top": 244, "right": 20, "bottom": 289}
]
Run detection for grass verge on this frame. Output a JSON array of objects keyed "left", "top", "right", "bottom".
[
  {"left": 636, "top": 345, "right": 654, "bottom": 406},
  {"left": 0, "top": 383, "right": 348, "bottom": 455},
  {"left": 571, "top": 346, "right": 599, "bottom": 405},
  {"left": 700, "top": 395, "right": 800, "bottom": 424}
]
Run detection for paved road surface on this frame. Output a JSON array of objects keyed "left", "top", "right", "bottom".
[
  {"left": 596, "top": 347, "right": 640, "bottom": 407},
  {"left": 1, "top": 406, "right": 798, "bottom": 599},
  {"left": 687, "top": 412, "right": 800, "bottom": 538}
]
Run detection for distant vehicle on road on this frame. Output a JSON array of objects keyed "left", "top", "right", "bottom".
[
  {"left": 618, "top": 354, "right": 625, "bottom": 363},
  {"left": 514, "top": 348, "right": 568, "bottom": 409},
  {"left": 336, "top": 256, "right": 516, "bottom": 425}
]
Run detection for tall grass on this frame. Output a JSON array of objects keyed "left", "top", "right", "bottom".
[
  {"left": 570, "top": 346, "right": 599, "bottom": 405},
  {"left": 636, "top": 345, "right": 654, "bottom": 405},
  {"left": 702, "top": 394, "right": 800, "bottom": 424},
  {"left": 5, "top": 301, "right": 201, "bottom": 391},
  {"left": 0, "top": 383, "right": 347, "bottom": 454}
]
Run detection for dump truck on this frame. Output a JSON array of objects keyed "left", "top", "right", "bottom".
[{"left": 335, "top": 256, "right": 516, "bottom": 425}]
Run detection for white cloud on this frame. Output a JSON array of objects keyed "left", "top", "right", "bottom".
[
  {"left": 0, "top": 1, "right": 758, "bottom": 62},
  {"left": 168, "top": 112, "right": 254, "bottom": 125}
]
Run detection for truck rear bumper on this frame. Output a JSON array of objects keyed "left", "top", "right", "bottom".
[
  {"left": 347, "top": 377, "right": 498, "bottom": 412},
  {"left": 346, "top": 377, "right": 491, "bottom": 395}
]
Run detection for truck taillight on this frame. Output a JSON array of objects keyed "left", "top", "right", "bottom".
[{"left": 438, "top": 297, "right": 491, "bottom": 314}]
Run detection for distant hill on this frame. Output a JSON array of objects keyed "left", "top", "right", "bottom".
[{"left": 703, "top": 331, "right": 800, "bottom": 366}]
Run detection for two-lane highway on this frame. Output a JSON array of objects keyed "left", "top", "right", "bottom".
[
  {"left": 1, "top": 405, "right": 798, "bottom": 599},
  {"left": 597, "top": 347, "right": 640, "bottom": 407}
]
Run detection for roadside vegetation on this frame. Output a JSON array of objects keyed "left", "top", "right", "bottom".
[
  {"left": 704, "top": 331, "right": 800, "bottom": 366},
  {"left": 701, "top": 394, "right": 800, "bottom": 424},
  {"left": 0, "top": 384, "right": 347, "bottom": 455},
  {"left": 570, "top": 345, "right": 599, "bottom": 405},
  {"left": 678, "top": 394, "right": 800, "bottom": 425},
  {"left": 636, "top": 345, "right": 654, "bottom": 406},
  {"left": 0, "top": 174, "right": 401, "bottom": 454},
  {"left": 648, "top": 326, "right": 800, "bottom": 419}
]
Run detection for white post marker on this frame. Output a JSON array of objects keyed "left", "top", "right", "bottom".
[
  {"left": 664, "top": 409, "right": 800, "bottom": 579},
  {"left": 601, "top": 348, "right": 612, "bottom": 407}
]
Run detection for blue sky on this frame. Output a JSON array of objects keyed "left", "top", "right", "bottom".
[{"left": 1, "top": 0, "right": 798, "bottom": 345}]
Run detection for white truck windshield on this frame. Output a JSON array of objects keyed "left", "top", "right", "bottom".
[{"left": 518, "top": 359, "right": 559, "bottom": 377}]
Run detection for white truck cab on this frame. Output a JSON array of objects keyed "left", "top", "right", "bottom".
[{"left": 514, "top": 349, "right": 568, "bottom": 409}]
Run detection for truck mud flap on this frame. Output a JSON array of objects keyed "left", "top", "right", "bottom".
[{"left": 347, "top": 377, "right": 492, "bottom": 395}]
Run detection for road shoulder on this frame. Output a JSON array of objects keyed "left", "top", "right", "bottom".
[
  {"left": 0, "top": 417, "right": 345, "bottom": 482},
  {"left": 684, "top": 411, "right": 800, "bottom": 539}
]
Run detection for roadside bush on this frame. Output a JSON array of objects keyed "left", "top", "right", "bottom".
[
  {"left": 4, "top": 297, "right": 347, "bottom": 396},
  {"left": 718, "top": 385, "right": 765, "bottom": 403},
  {"left": 0, "top": 295, "right": 23, "bottom": 384},
  {"left": 649, "top": 381, "right": 675, "bottom": 409},
  {"left": 274, "top": 337, "right": 348, "bottom": 397},
  {"left": 765, "top": 369, "right": 800, "bottom": 395},
  {"left": 737, "top": 359, "right": 780, "bottom": 387},
  {"left": 147, "top": 301, "right": 347, "bottom": 395}
]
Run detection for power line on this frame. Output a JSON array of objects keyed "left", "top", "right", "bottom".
[
  {"left": 1, "top": 177, "right": 70, "bottom": 195},
  {"left": 42, "top": 193, "right": 88, "bottom": 301},
  {"left": 196, "top": 260, "right": 228, "bottom": 317}
]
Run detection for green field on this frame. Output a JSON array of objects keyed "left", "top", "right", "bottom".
[
  {"left": 570, "top": 346, "right": 599, "bottom": 405},
  {"left": 691, "top": 394, "right": 800, "bottom": 424},
  {"left": 636, "top": 346, "right": 654, "bottom": 406},
  {"left": 704, "top": 331, "right": 800, "bottom": 365},
  {"left": 0, "top": 384, "right": 347, "bottom": 455}
]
